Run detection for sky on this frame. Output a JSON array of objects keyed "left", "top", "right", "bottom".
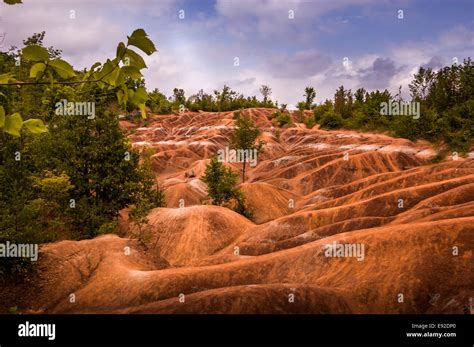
[{"left": 0, "top": 0, "right": 473, "bottom": 107}]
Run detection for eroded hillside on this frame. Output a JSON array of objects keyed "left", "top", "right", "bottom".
[{"left": 17, "top": 108, "right": 474, "bottom": 314}]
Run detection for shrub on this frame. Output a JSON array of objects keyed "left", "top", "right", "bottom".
[
  {"left": 201, "top": 156, "right": 252, "bottom": 218},
  {"left": 319, "top": 109, "right": 344, "bottom": 129}
]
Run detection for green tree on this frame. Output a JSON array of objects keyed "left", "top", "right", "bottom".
[
  {"left": 230, "top": 111, "right": 264, "bottom": 182},
  {"left": 202, "top": 156, "right": 238, "bottom": 206},
  {"left": 334, "top": 85, "right": 353, "bottom": 119},
  {"left": 304, "top": 86, "right": 316, "bottom": 109},
  {"left": 259, "top": 85, "right": 272, "bottom": 104},
  {"left": 201, "top": 156, "right": 252, "bottom": 218}
]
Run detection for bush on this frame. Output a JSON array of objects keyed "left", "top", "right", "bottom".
[
  {"left": 201, "top": 156, "right": 252, "bottom": 217},
  {"left": 303, "top": 116, "right": 316, "bottom": 129},
  {"left": 272, "top": 111, "right": 292, "bottom": 127},
  {"left": 319, "top": 109, "right": 344, "bottom": 129}
]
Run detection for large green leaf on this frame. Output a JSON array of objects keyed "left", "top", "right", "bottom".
[
  {"left": 23, "top": 118, "right": 48, "bottom": 134},
  {"left": 0, "top": 106, "right": 5, "bottom": 128},
  {"left": 22, "top": 45, "right": 49, "bottom": 62},
  {"left": 29, "top": 62, "right": 46, "bottom": 78},
  {"left": 104, "top": 67, "right": 123, "bottom": 87},
  {"left": 121, "top": 66, "right": 142, "bottom": 79},
  {"left": 130, "top": 29, "right": 147, "bottom": 38},
  {"left": 127, "top": 29, "right": 156, "bottom": 55},
  {"left": 4, "top": 113, "right": 23, "bottom": 137},
  {"left": 116, "top": 42, "right": 126, "bottom": 59},
  {"left": 123, "top": 48, "right": 146, "bottom": 70},
  {"left": 132, "top": 86, "right": 148, "bottom": 104},
  {"left": 94, "top": 59, "right": 116, "bottom": 81},
  {"left": 49, "top": 59, "right": 76, "bottom": 78}
]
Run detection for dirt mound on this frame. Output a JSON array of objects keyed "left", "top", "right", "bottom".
[{"left": 139, "top": 205, "right": 254, "bottom": 266}]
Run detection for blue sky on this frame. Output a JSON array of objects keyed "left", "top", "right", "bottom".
[{"left": 1, "top": 0, "right": 473, "bottom": 106}]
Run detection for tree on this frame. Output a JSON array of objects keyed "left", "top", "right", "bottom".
[
  {"left": 304, "top": 86, "right": 316, "bottom": 109},
  {"left": 172, "top": 88, "right": 186, "bottom": 107},
  {"left": 259, "top": 85, "right": 272, "bottom": 104},
  {"left": 297, "top": 101, "right": 306, "bottom": 121},
  {"left": 409, "top": 67, "right": 435, "bottom": 101},
  {"left": 202, "top": 156, "right": 238, "bottom": 206},
  {"left": 230, "top": 111, "right": 264, "bottom": 182},
  {"left": 214, "top": 85, "right": 236, "bottom": 113},
  {"left": 354, "top": 88, "right": 366, "bottom": 105},
  {"left": 334, "top": 85, "right": 353, "bottom": 119},
  {"left": 201, "top": 156, "right": 252, "bottom": 218},
  {"left": 0, "top": 28, "right": 160, "bottom": 243},
  {"left": 129, "top": 147, "right": 165, "bottom": 245}
]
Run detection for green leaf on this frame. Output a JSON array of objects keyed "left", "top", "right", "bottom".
[
  {"left": 119, "top": 86, "right": 129, "bottom": 106},
  {"left": 4, "top": 0, "right": 22, "bottom": 4},
  {"left": 123, "top": 48, "right": 146, "bottom": 70},
  {"left": 116, "top": 42, "right": 126, "bottom": 59},
  {"left": 23, "top": 118, "right": 48, "bottom": 134},
  {"left": 121, "top": 66, "right": 142, "bottom": 79},
  {"left": 4, "top": 113, "right": 23, "bottom": 137},
  {"left": 117, "top": 89, "right": 124, "bottom": 105},
  {"left": 46, "top": 70, "right": 54, "bottom": 86},
  {"left": 130, "top": 29, "right": 147, "bottom": 38},
  {"left": 29, "top": 62, "right": 46, "bottom": 78},
  {"left": 132, "top": 86, "right": 148, "bottom": 105},
  {"left": 49, "top": 59, "right": 76, "bottom": 78},
  {"left": 22, "top": 45, "right": 49, "bottom": 62},
  {"left": 127, "top": 29, "right": 156, "bottom": 55},
  {"left": 0, "top": 106, "right": 5, "bottom": 127},
  {"left": 104, "top": 67, "right": 123, "bottom": 87},
  {"left": 0, "top": 73, "right": 14, "bottom": 83},
  {"left": 139, "top": 103, "right": 147, "bottom": 119},
  {"left": 90, "top": 62, "right": 102, "bottom": 72},
  {"left": 94, "top": 59, "right": 116, "bottom": 81}
]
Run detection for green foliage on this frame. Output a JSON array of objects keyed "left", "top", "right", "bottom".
[
  {"left": 312, "top": 59, "right": 473, "bottom": 153},
  {"left": 271, "top": 111, "right": 292, "bottom": 127},
  {"left": 127, "top": 29, "right": 157, "bottom": 56},
  {"left": 303, "top": 115, "right": 316, "bottom": 129},
  {"left": 296, "top": 101, "right": 306, "bottom": 121},
  {"left": 146, "top": 88, "right": 171, "bottom": 114},
  {"left": 304, "top": 86, "right": 316, "bottom": 109},
  {"left": 230, "top": 111, "right": 264, "bottom": 182},
  {"left": 334, "top": 85, "right": 353, "bottom": 119},
  {"left": 146, "top": 84, "right": 279, "bottom": 115},
  {"left": 129, "top": 146, "right": 166, "bottom": 242},
  {"left": 0, "top": 28, "right": 162, "bottom": 275},
  {"left": 201, "top": 156, "right": 252, "bottom": 218},
  {"left": 202, "top": 156, "right": 238, "bottom": 206},
  {"left": 22, "top": 45, "right": 49, "bottom": 62},
  {"left": 22, "top": 119, "right": 48, "bottom": 134},
  {"left": 48, "top": 59, "right": 76, "bottom": 79},
  {"left": 274, "top": 128, "right": 281, "bottom": 141},
  {"left": 232, "top": 189, "right": 253, "bottom": 219},
  {"left": 319, "top": 109, "right": 344, "bottom": 129},
  {"left": 259, "top": 85, "right": 272, "bottom": 105}
]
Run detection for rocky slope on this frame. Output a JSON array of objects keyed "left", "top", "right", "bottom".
[{"left": 18, "top": 108, "right": 474, "bottom": 314}]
